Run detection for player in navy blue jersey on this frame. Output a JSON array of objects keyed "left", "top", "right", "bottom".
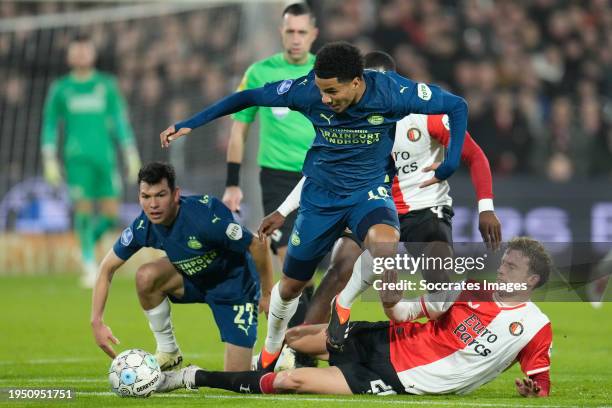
[
  {"left": 90, "top": 162, "right": 273, "bottom": 372},
  {"left": 160, "top": 42, "right": 468, "bottom": 369}
]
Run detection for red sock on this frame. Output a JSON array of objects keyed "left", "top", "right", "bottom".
[{"left": 259, "top": 372, "right": 278, "bottom": 394}]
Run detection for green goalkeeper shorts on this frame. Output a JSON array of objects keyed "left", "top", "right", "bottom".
[{"left": 65, "top": 159, "right": 122, "bottom": 201}]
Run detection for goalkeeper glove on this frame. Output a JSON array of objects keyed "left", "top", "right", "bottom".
[
  {"left": 123, "top": 144, "right": 141, "bottom": 185},
  {"left": 42, "top": 147, "right": 62, "bottom": 187}
]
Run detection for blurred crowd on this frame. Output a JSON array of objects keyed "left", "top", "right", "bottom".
[
  {"left": 0, "top": 0, "right": 611, "bottom": 197},
  {"left": 314, "top": 0, "right": 612, "bottom": 181}
]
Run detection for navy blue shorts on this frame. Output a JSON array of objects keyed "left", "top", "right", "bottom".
[
  {"left": 284, "top": 178, "right": 399, "bottom": 281},
  {"left": 168, "top": 274, "right": 259, "bottom": 349}
]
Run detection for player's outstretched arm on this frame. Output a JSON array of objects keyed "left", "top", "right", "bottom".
[
  {"left": 248, "top": 235, "right": 274, "bottom": 315},
  {"left": 160, "top": 84, "right": 293, "bottom": 147},
  {"left": 91, "top": 249, "right": 126, "bottom": 358},
  {"left": 457, "top": 132, "right": 501, "bottom": 249},
  {"left": 383, "top": 297, "right": 425, "bottom": 322}
]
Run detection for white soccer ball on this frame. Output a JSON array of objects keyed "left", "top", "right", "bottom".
[{"left": 108, "top": 349, "right": 161, "bottom": 398}]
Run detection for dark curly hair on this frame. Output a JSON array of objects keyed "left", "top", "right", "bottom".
[
  {"left": 507, "top": 237, "right": 554, "bottom": 288},
  {"left": 314, "top": 41, "right": 364, "bottom": 82},
  {"left": 138, "top": 162, "right": 176, "bottom": 191}
]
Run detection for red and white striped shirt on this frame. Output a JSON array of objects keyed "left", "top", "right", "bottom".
[
  {"left": 392, "top": 114, "right": 494, "bottom": 214},
  {"left": 388, "top": 288, "right": 552, "bottom": 395}
]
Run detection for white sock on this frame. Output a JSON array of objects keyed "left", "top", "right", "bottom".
[
  {"left": 144, "top": 297, "right": 179, "bottom": 353},
  {"left": 264, "top": 282, "right": 300, "bottom": 354},
  {"left": 338, "top": 250, "right": 375, "bottom": 309}
]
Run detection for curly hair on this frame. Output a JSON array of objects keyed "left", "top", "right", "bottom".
[
  {"left": 314, "top": 41, "right": 364, "bottom": 82},
  {"left": 507, "top": 237, "right": 554, "bottom": 288}
]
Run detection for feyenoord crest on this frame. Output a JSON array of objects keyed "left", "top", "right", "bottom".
[
  {"left": 509, "top": 322, "right": 524, "bottom": 336},
  {"left": 407, "top": 127, "right": 422, "bottom": 142}
]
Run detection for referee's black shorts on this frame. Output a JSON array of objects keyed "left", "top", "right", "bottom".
[{"left": 259, "top": 167, "right": 303, "bottom": 253}]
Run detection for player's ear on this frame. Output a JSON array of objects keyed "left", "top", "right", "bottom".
[
  {"left": 173, "top": 187, "right": 181, "bottom": 202},
  {"left": 527, "top": 273, "right": 540, "bottom": 289},
  {"left": 311, "top": 26, "right": 319, "bottom": 40}
]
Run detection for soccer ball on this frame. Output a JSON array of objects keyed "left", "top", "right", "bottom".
[{"left": 108, "top": 349, "right": 161, "bottom": 398}]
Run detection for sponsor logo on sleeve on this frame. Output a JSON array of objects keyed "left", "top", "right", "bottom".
[
  {"left": 271, "top": 107, "right": 290, "bottom": 118},
  {"left": 226, "top": 223, "right": 243, "bottom": 240},
  {"left": 442, "top": 114, "right": 450, "bottom": 130},
  {"left": 417, "top": 83, "right": 432, "bottom": 101},
  {"left": 277, "top": 79, "right": 293, "bottom": 95},
  {"left": 120, "top": 227, "right": 133, "bottom": 246}
]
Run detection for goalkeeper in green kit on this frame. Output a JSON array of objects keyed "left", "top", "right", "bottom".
[{"left": 41, "top": 34, "right": 141, "bottom": 288}]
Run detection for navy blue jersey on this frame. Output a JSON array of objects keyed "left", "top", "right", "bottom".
[
  {"left": 113, "top": 195, "right": 255, "bottom": 291},
  {"left": 176, "top": 70, "right": 467, "bottom": 194}
]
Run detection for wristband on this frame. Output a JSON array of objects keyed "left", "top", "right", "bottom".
[
  {"left": 478, "top": 198, "right": 494, "bottom": 213},
  {"left": 226, "top": 162, "right": 241, "bottom": 187}
]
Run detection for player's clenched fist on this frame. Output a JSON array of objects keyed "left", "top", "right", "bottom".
[
  {"left": 160, "top": 125, "right": 192, "bottom": 148},
  {"left": 92, "top": 321, "right": 120, "bottom": 358}
]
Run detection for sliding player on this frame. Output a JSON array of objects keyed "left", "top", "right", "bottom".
[{"left": 157, "top": 237, "right": 552, "bottom": 398}]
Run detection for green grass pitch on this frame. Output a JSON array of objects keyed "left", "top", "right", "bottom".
[{"left": 1, "top": 274, "right": 610, "bottom": 407}]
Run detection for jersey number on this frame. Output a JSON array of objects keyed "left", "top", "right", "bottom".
[
  {"left": 369, "top": 379, "right": 397, "bottom": 395},
  {"left": 368, "top": 187, "right": 390, "bottom": 201},
  {"left": 233, "top": 303, "right": 255, "bottom": 336}
]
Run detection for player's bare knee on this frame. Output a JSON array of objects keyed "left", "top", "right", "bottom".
[
  {"left": 135, "top": 263, "right": 159, "bottom": 294},
  {"left": 279, "top": 277, "right": 306, "bottom": 300},
  {"left": 366, "top": 225, "right": 399, "bottom": 259}
]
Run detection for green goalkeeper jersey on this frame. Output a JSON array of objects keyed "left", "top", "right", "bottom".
[
  {"left": 232, "top": 53, "right": 315, "bottom": 172},
  {"left": 41, "top": 71, "right": 135, "bottom": 164}
]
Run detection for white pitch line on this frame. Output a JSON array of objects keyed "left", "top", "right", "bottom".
[{"left": 74, "top": 391, "right": 578, "bottom": 408}]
